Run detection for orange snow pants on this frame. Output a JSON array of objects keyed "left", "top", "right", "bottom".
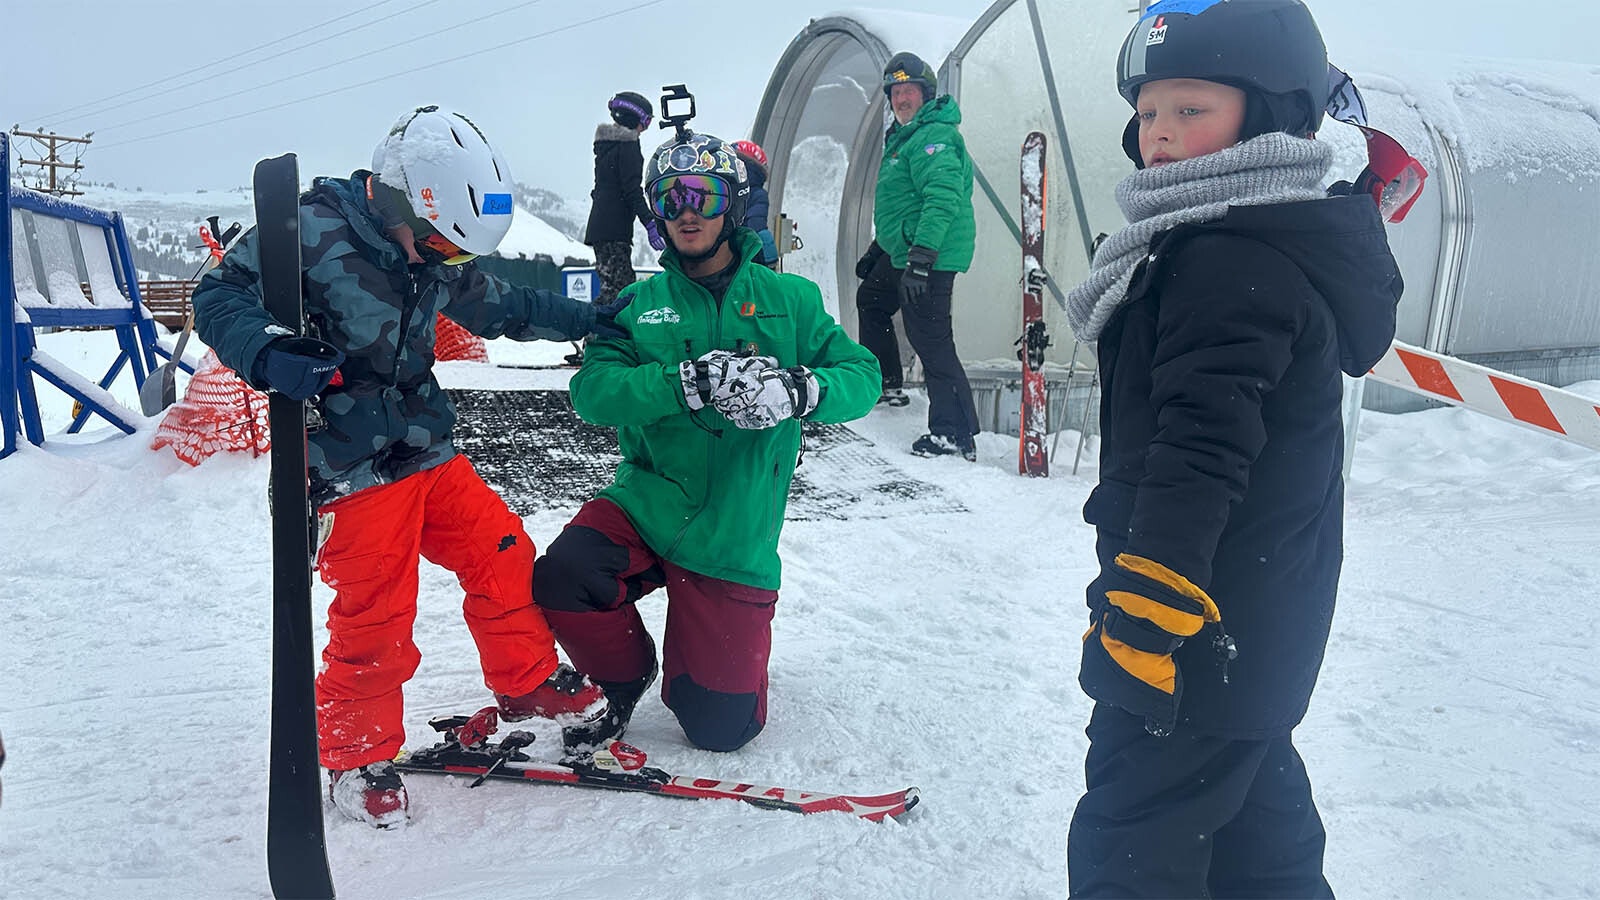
[{"left": 312, "top": 454, "right": 558, "bottom": 770}]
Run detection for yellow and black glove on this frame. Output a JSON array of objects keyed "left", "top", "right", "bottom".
[{"left": 1079, "top": 553, "right": 1233, "bottom": 736}]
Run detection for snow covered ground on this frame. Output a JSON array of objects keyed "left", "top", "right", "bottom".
[{"left": 2, "top": 331, "right": 1598, "bottom": 899}]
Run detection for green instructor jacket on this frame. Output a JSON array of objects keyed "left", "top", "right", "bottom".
[
  {"left": 872, "top": 95, "right": 977, "bottom": 272},
  {"left": 570, "top": 230, "right": 882, "bottom": 589}
]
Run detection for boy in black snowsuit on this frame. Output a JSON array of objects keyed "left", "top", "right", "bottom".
[{"left": 1063, "top": 1, "right": 1404, "bottom": 896}]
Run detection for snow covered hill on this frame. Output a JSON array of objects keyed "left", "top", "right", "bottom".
[
  {"left": 2, "top": 332, "right": 1597, "bottom": 900},
  {"left": 74, "top": 180, "right": 595, "bottom": 279}
]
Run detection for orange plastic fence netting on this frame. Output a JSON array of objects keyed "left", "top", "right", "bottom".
[
  {"left": 151, "top": 350, "right": 271, "bottom": 466},
  {"left": 152, "top": 316, "right": 489, "bottom": 465},
  {"left": 434, "top": 313, "right": 489, "bottom": 362}
]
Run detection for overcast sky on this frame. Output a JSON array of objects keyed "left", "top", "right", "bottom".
[{"left": 5, "top": 0, "right": 1595, "bottom": 203}]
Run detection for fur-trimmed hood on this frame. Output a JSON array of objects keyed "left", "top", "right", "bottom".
[{"left": 594, "top": 122, "right": 640, "bottom": 143}]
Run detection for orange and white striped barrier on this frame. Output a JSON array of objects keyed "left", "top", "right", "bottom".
[{"left": 1367, "top": 341, "right": 1600, "bottom": 451}]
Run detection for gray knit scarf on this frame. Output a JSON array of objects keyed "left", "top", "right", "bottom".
[{"left": 1064, "top": 133, "right": 1334, "bottom": 343}]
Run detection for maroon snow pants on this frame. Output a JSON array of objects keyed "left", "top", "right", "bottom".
[{"left": 532, "top": 498, "right": 777, "bottom": 751}]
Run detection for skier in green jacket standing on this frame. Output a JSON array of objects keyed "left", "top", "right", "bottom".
[
  {"left": 854, "top": 51, "right": 981, "bottom": 460},
  {"left": 533, "top": 127, "right": 882, "bottom": 756}
]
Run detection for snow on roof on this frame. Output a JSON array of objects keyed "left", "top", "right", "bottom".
[
  {"left": 821, "top": 6, "right": 973, "bottom": 66},
  {"left": 495, "top": 204, "right": 591, "bottom": 262},
  {"left": 1340, "top": 49, "right": 1600, "bottom": 180}
]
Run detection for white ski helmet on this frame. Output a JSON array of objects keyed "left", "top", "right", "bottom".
[{"left": 370, "top": 105, "right": 514, "bottom": 258}]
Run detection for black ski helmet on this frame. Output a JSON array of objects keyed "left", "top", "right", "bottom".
[
  {"left": 882, "top": 52, "right": 938, "bottom": 102},
  {"left": 644, "top": 131, "right": 750, "bottom": 260},
  {"left": 1117, "top": 0, "right": 1329, "bottom": 138},
  {"left": 608, "top": 91, "right": 654, "bottom": 129}
]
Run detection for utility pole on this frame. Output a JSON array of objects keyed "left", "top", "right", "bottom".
[{"left": 10, "top": 126, "right": 93, "bottom": 197}]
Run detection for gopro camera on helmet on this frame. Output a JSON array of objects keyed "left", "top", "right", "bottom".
[{"left": 659, "top": 84, "right": 697, "bottom": 140}]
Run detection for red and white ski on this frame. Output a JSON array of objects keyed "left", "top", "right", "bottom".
[
  {"left": 394, "top": 707, "right": 919, "bottom": 822},
  {"left": 1019, "top": 132, "right": 1050, "bottom": 477}
]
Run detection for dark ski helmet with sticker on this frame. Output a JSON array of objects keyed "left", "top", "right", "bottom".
[
  {"left": 882, "top": 52, "right": 938, "bottom": 102},
  {"left": 1117, "top": 0, "right": 1329, "bottom": 138},
  {"left": 644, "top": 131, "right": 750, "bottom": 260}
]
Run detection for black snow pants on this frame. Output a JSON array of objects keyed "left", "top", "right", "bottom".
[
  {"left": 855, "top": 252, "right": 979, "bottom": 439},
  {"left": 1068, "top": 703, "right": 1335, "bottom": 899}
]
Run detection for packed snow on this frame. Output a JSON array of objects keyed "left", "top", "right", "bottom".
[{"left": 1, "top": 330, "right": 1597, "bottom": 899}]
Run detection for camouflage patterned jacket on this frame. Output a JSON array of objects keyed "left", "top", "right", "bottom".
[{"left": 194, "top": 171, "right": 598, "bottom": 504}]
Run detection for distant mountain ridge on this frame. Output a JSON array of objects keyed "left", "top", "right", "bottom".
[{"left": 72, "top": 179, "right": 594, "bottom": 279}]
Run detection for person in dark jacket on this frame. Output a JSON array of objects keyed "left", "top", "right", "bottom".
[
  {"left": 573, "top": 92, "right": 659, "bottom": 364},
  {"left": 1062, "top": 2, "right": 1404, "bottom": 896},
  {"left": 532, "top": 130, "right": 881, "bottom": 758},
  {"left": 585, "top": 91, "right": 661, "bottom": 304},
  {"left": 854, "top": 51, "right": 981, "bottom": 459},
  {"left": 730, "top": 139, "right": 779, "bottom": 267},
  {"left": 193, "top": 106, "right": 625, "bottom": 829}
]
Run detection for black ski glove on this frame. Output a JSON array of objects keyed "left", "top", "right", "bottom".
[
  {"left": 251, "top": 336, "right": 344, "bottom": 401},
  {"left": 898, "top": 245, "right": 937, "bottom": 305},
  {"left": 854, "top": 241, "right": 886, "bottom": 280}
]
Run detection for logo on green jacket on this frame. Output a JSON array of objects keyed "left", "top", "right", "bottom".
[{"left": 636, "top": 307, "right": 681, "bottom": 325}]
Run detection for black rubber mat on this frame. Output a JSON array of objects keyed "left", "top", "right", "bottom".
[{"left": 448, "top": 389, "right": 965, "bottom": 521}]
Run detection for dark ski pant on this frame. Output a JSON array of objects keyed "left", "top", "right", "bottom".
[
  {"left": 592, "top": 240, "right": 637, "bottom": 307},
  {"left": 855, "top": 254, "right": 979, "bottom": 438},
  {"left": 533, "top": 498, "right": 777, "bottom": 752},
  {"left": 1068, "top": 704, "right": 1334, "bottom": 899}
]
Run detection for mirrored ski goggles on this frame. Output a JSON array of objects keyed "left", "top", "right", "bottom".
[
  {"left": 1326, "top": 64, "right": 1428, "bottom": 224},
  {"left": 417, "top": 229, "right": 477, "bottom": 265},
  {"left": 649, "top": 174, "right": 731, "bottom": 221}
]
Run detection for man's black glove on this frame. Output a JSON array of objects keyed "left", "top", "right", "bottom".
[
  {"left": 854, "top": 241, "right": 886, "bottom": 280},
  {"left": 252, "top": 336, "right": 344, "bottom": 401},
  {"left": 899, "top": 245, "right": 937, "bottom": 305}
]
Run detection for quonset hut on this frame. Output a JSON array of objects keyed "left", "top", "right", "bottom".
[{"left": 751, "top": 2, "right": 1600, "bottom": 429}]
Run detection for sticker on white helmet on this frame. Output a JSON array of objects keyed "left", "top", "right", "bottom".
[{"left": 481, "top": 194, "right": 513, "bottom": 215}]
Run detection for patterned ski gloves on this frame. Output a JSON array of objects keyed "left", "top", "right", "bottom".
[
  {"left": 679, "top": 350, "right": 768, "bottom": 411},
  {"left": 1079, "top": 553, "right": 1234, "bottom": 737},
  {"left": 678, "top": 350, "right": 818, "bottom": 429},
  {"left": 716, "top": 365, "right": 818, "bottom": 429},
  {"left": 644, "top": 219, "right": 666, "bottom": 251}
]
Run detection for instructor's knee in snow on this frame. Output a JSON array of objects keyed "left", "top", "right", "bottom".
[{"left": 667, "top": 676, "right": 764, "bottom": 752}]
